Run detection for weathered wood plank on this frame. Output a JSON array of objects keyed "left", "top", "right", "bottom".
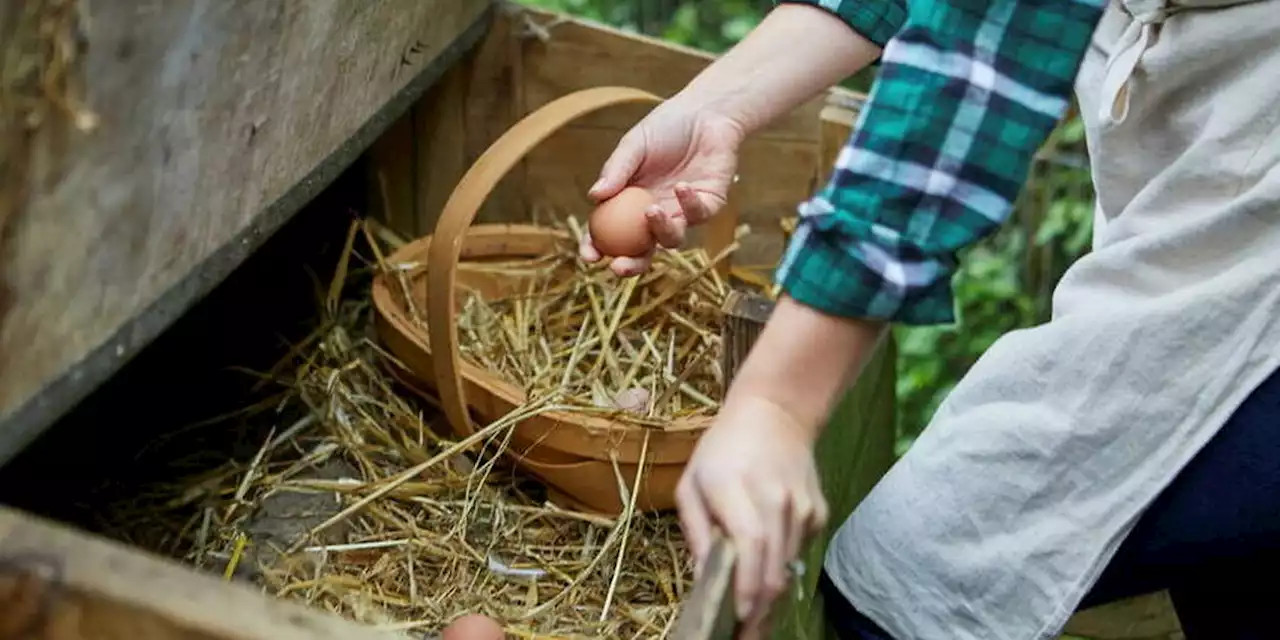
[
  {"left": 517, "top": 7, "right": 821, "bottom": 143},
  {"left": 0, "top": 0, "right": 494, "bottom": 463},
  {"left": 0, "top": 506, "right": 400, "bottom": 640}
]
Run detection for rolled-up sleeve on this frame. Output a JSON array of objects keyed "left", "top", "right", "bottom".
[
  {"left": 774, "top": 0, "right": 1106, "bottom": 325},
  {"left": 777, "top": 0, "right": 907, "bottom": 48}
]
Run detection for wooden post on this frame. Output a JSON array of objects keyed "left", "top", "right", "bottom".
[{"left": 718, "top": 290, "right": 775, "bottom": 397}]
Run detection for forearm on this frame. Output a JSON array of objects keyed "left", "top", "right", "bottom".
[
  {"left": 674, "top": 4, "right": 881, "bottom": 136},
  {"left": 725, "top": 295, "right": 886, "bottom": 441}
]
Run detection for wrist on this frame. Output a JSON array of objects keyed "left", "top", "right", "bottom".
[
  {"left": 670, "top": 80, "right": 762, "bottom": 139},
  {"left": 648, "top": 79, "right": 748, "bottom": 152},
  {"left": 723, "top": 385, "right": 825, "bottom": 446}
]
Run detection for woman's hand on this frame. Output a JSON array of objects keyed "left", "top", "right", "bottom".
[
  {"left": 580, "top": 97, "right": 745, "bottom": 276},
  {"left": 676, "top": 394, "right": 828, "bottom": 639},
  {"left": 676, "top": 296, "right": 887, "bottom": 637}
]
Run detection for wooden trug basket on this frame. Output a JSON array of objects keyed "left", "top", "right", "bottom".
[{"left": 372, "top": 86, "right": 736, "bottom": 515}]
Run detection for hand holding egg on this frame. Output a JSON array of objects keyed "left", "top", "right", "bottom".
[
  {"left": 581, "top": 183, "right": 707, "bottom": 277},
  {"left": 579, "top": 94, "right": 745, "bottom": 277}
]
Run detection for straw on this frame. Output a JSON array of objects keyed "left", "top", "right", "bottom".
[
  {"left": 440, "top": 227, "right": 737, "bottom": 424},
  {"left": 89, "top": 222, "right": 733, "bottom": 639}
]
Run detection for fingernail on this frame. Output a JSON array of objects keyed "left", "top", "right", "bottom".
[
  {"left": 737, "top": 598, "right": 753, "bottom": 620},
  {"left": 590, "top": 178, "right": 605, "bottom": 193}
]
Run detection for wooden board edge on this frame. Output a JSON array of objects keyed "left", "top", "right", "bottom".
[
  {"left": 671, "top": 535, "right": 738, "bottom": 640},
  {"left": 513, "top": 3, "right": 718, "bottom": 65},
  {"left": 0, "top": 4, "right": 496, "bottom": 466},
  {"left": 0, "top": 506, "right": 400, "bottom": 640}
]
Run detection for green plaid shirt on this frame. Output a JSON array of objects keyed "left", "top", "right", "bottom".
[{"left": 774, "top": 0, "right": 1105, "bottom": 324}]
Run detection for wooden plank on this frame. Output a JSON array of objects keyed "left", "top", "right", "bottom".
[
  {"left": 718, "top": 290, "right": 773, "bottom": 398},
  {"left": 671, "top": 536, "right": 739, "bottom": 640},
  {"left": 0, "top": 0, "right": 494, "bottom": 463},
  {"left": 369, "top": 6, "right": 529, "bottom": 238},
  {"left": 414, "top": 63, "right": 473, "bottom": 233},
  {"left": 516, "top": 6, "right": 822, "bottom": 143},
  {"left": 367, "top": 110, "right": 421, "bottom": 237},
  {"left": 453, "top": 6, "right": 529, "bottom": 227},
  {"left": 0, "top": 506, "right": 399, "bottom": 640},
  {"left": 376, "top": 5, "right": 527, "bottom": 239}
]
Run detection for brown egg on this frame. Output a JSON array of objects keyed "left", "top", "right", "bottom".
[
  {"left": 588, "top": 186, "right": 658, "bottom": 258},
  {"left": 441, "top": 614, "right": 505, "bottom": 640}
]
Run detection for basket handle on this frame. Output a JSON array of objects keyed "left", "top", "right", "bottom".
[{"left": 426, "top": 87, "right": 667, "bottom": 435}]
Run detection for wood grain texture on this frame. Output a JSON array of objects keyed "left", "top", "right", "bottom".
[
  {"left": 0, "top": 0, "right": 493, "bottom": 462},
  {"left": 0, "top": 506, "right": 400, "bottom": 640},
  {"left": 517, "top": 9, "right": 819, "bottom": 142},
  {"left": 671, "top": 536, "right": 739, "bottom": 640},
  {"left": 718, "top": 290, "right": 774, "bottom": 400},
  {"left": 369, "top": 5, "right": 527, "bottom": 239}
]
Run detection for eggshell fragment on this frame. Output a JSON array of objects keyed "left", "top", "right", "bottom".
[
  {"left": 441, "top": 614, "right": 505, "bottom": 640},
  {"left": 612, "top": 388, "right": 651, "bottom": 414},
  {"left": 588, "top": 186, "right": 658, "bottom": 258}
]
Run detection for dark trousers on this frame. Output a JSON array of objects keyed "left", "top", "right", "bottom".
[{"left": 821, "top": 364, "right": 1280, "bottom": 639}]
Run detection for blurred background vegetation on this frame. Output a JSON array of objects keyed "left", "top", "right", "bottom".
[{"left": 523, "top": 0, "right": 1097, "bottom": 456}]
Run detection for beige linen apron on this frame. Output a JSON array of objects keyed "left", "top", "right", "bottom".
[{"left": 823, "top": 1, "right": 1280, "bottom": 638}]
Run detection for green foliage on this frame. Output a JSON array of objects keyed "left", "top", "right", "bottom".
[{"left": 517, "top": 0, "right": 1096, "bottom": 455}]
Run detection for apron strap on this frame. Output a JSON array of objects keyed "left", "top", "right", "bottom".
[{"left": 1098, "top": 5, "right": 1174, "bottom": 125}]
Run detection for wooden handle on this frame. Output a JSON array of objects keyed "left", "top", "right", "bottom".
[
  {"left": 425, "top": 87, "right": 663, "bottom": 435},
  {"left": 671, "top": 533, "right": 739, "bottom": 640}
]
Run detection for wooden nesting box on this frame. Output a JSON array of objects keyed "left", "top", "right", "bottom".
[{"left": 0, "top": 1, "right": 1182, "bottom": 639}]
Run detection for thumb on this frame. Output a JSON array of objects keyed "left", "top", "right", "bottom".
[{"left": 590, "top": 130, "right": 645, "bottom": 202}]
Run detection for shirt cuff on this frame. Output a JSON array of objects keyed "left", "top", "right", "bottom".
[
  {"left": 774, "top": 208, "right": 959, "bottom": 326},
  {"left": 775, "top": 0, "right": 906, "bottom": 48}
]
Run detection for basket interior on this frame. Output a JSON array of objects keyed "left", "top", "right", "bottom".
[{"left": 374, "top": 225, "right": 724, "bottom": 442}]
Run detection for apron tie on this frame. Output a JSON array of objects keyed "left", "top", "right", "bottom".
[{"left": 1098, "top": 5, "right": 1173, "bottom": 125}]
